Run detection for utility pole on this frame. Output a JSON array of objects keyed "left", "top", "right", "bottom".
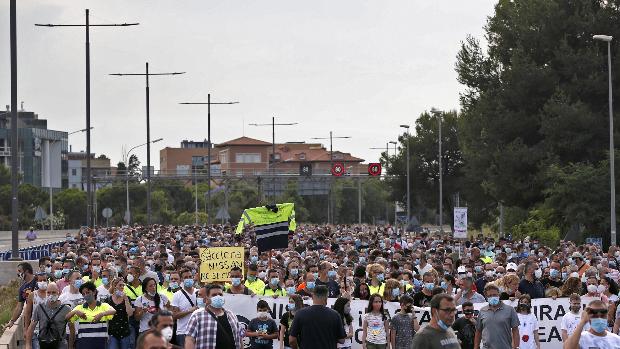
[
  {"left": 180, "top": 94, "right": 238, "bottom": 225},
  {"left": 110, "top": 63, "right": 185, "bottom": 225},
  {"left": 249, "top": 118, "right": 298, "bottom": 203},
  {"left": 400, "top": 124, "right": 411, "bottom": 227},
  {"left": 35, "top": 10, "right": 138, "bottom": 228},
  {"left": 311, "top": 132, "right": 351, "bottom": 224},
  {"left": 9, "top": 0, "right": 19, "bottom": 259}
]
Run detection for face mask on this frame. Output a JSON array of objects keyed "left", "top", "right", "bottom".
[
  {"left": 82, "top": 264, "right": 89, "bottom": 271},
  {"left": 62, "top": 268, "right": 70, "bottom": 275},
  {"left": 270, "top": 278, "right": 279, "bottom": 286},
  {"left": 435, "top": 309, "right": 450, "bottom": 330},
  {"left": 148, "top": 291, "right": 156, "bottom": 297},
  {"left": 126, "top": 274, "right": 134, "bottom": 283},
  {"left": 313, "top": 272, "right": 319, "bottom": 280},
  {"left": 290, "top": 268, "right": 299, "bottom": 276},
  {"left": 53, "top": 270, "right": 63, "bottom": 279},
  {"left": 534, "top": 269, "right": 542, "bottom": 279},
  {"left": 474, "top": 266, "right": 482, "bottom": 273},
  {"left": 287, "top": 303, "right": 296, "bottom": 311},
  {"left": 597, "top": 285, "right": 607, "bottom": 294},
  {"left": 485, "top": 271, "right": 494, "bottom": 278},
  {"left": 519, "top": 303, "right": 531, "bottom": 311},
  {"left": 587, "top": 284, "right": 598, "bottom": 294},
  {"left": 251, "top": 256, "right": 259, "bottom": 263},
  {"left": 169, "top": 282, "right": 179, "bottom": 290},
  {"left": 93, "top": 266, "right": 101, "bottom": 273},
  {"left": 258, "top": 272, "right": 267, "bottom": 279},
  {"left": 392, "top": 288, "right": 400, "bottom": 297},
  {"left": 549, "top": 269, "right": 559, "bottom": 278},
  {"left": 161, "top": 326, "right": 173, "bottom": 341},
  {"left": 210, "top": 295, "right": 225, "bottom": 308},
  {"left": 102, "top": 277, "right": 109, "bottom": 286},
  {"left": 196, "top": 298, "right": 205, "bottom": 307},
  {"left": 247, "top": 275, "right": 256, "bottom": 282},
  {"left": 359, "top": 257, "right": 366, "bottom": 264},
  {"left": 184, "top": 279, "right": 195, "bottom": 288},
  {"left": 561, "top": 272, "right": 568, "bottom": 280},
  {"left": 164, "top": 274, "right": 171, "bottom": 283},
  {"left": 74, "top": 279, "right": 83, "bottom": 289},
  {"left": 424, "top": 283, "right": 434, "bottom": 291},
  {"left": 257, "top": 311, "right": 270, "bottom": 319},
  {"left": 488, "top": 296, "right": 500, "bottom": 306},
  {"left": 231, "top": 278, "right": 241, "bottom": 287},
  {"left": 44, "top": 266, "right": 52, "bottom": 274},
  {"left": 37, "top": 281, "right": 48, "bottom": 290},
  {"left": 286, "top": 286, "right": 296, "bottom": 294},
  {"left": 47, "top": 294, "right": 59, "bottom": 303},
  {"left": 590, "top": 318, "right": 608, "bottom": 333},
  {"left": 328, "top": 270, "right": 337, "bottom": 278},
  {"left": 377, "top": 273, "right": 385, "bottom": 282},
  {"left": 440, "top": 281, "right": 448, "bottom": 290},
  {"left": 83, "top": 294, "right": 95, "bottom": 303},
  {"left": 306, "top": 281, "right": 316, "bottom": 290},
  {"left": 115, "top": 290, "right": 125, "bottom": 297}
]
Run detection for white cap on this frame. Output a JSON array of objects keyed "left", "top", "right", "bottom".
[
  {"left": 457, "top": 266, "right": 467, "bottom": 273},
  {"left": 506, "top": 262, "right": 518, "bottom": 271}
]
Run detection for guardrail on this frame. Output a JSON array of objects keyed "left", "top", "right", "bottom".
[
  {"left": 0, "top": 314, "right": 24, "bottom": 349},
  {"left": 0, "top": 240, "right": 65, "bottom": 261}
]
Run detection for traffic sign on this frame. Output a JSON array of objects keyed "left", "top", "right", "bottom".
[
  {"left": 102, "top": 207, "right": 113, "bottom": 218},
  {"left": 331, "top": 162, "right": 345, "bottom": 176},
  {"left": 368, "top": 163, "right": 382, "bottom": 176},
  {"left": 300, "top": 162, "right": 312, "bottom": 176}
]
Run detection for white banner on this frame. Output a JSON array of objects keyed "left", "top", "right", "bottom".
[
  {"left": 223, "top": 294, "right": 597, "bottom": 349},
  {"left": 454, "top": 207, "right": 468, "bottom": 239}
]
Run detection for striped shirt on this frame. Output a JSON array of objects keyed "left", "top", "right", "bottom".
[
  {"left": 186, "top": 308, "right": 243, "bottom": 349},
  {"left": 70, "top": 302, "right": 113, "bottom": 349}
]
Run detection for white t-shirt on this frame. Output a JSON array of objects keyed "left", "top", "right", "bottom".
[
  {"left": 96, "top": 285, "right": 110, "bottom": 301},
  {"left": 517, "top": 313, "right": 538, "bottom": 349},
  {"left": 134, "top": 293, "right": 169, "bottom": 333},
  {"left": 170, "top": 288, "right": 197, "bottom": 335},
  {"left": 561, "top": 311, "right": 590, "bottom": 337},
  {"left": 579, "top": 331, "right": 620, "bottom": 349}
]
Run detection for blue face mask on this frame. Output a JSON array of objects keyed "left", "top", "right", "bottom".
[
  {"left": 231, "top": 278, "right": 241, "bottom": 286},
  {"left": 562, "top": 272, "right": 569, "bottom": 280},
  {"left": 488, "top": 296, "right": 500, "bottom": 306},
  {"left": 391, "top": 288, "right": 400, "bottom": 297},
  {"left": 54, "top": 270, "right": 63, "bottom": 279},
  {"left": 210, "top": 295, "right": 225, "bottom": 309},
  {"left": 164, "top": 274, "right": 171, "bottom": 283},
  {"left": 424, "top": 283, "right": 435, "bottom": 291},
  {"left": 169, "top": 282, "right": 179, "bottom": 290},
  {"left": 440, "top": 281, "right": 448, "bottom": 290},
  {"left": 196, "top": 298, "right": 205, "bottom": 307},
  {"left": 183, "top": 279, "right": 194, "bottom": 288},
  {"left": 413, "top": 279, "right": 422, "bottom": 287},
  {"left": 438, "top": 319, "right": 450, "bottom": 331},
  {"left": 290, "top": 269, "right": 298, "bottom": 276},
  {"left": 101, "top": 277, "right": 109, "bottom": 286},
  {"left": 377, "top": 273, "right": 385, "bottom": 282},
  {"left": 328, "top": 270, "right": 337, "bottom": 278},
  {"left": 270, "top": 278, "right": 279, "bottom": 286},
  {"left": 251, "top": 256, "right": 259, "bottom": 263},
  {"left": 591, "top": 318, "right": 608, "bottom": 333},
  {"left": 286, "top": 287, "right": 296, "bottom": 295},
  {"left": 287, "top": 303, "right": 295, "bottom": 311},
  {"left": 359, "top": 257, "right": 366, "bottom": 264},
  {"left": 549, "top": 269, "right": 560, "bottom": 278},
  {"left": 74, "top": 279, "right": 83, "bottom": 289},
  {"left": 247, "top": 275, "right": 256, "bottom": 282},
  {"left": 306, "top": 281, "right": 316, "bottom": 290}
]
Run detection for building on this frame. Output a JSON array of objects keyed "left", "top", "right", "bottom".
[
  {"left": 0, "top": 105, "right": 68, "bottom": 188},
  {"left": 159, "top": 136, "right": 365, "bottom": 177},
  {"left": 67, "top": 152, "right": 112, "bottom": 190}
]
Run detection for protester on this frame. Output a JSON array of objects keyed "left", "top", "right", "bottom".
[
  {"left": 185, "top": 283, "right": 243, "bottom": 349},
  {"left": 564, "top": 299, "right": 620, "bottom": 348},
  {"left": 66, "top": 281, "right": 116, "bottom": 349},
  {"left": 389, "top": 294, "right": 419, "bottom": 349},
  {"left": 411, "top": 293, "right": 460, "bottom": 349},
  {"left": 515, "top": 294, "right": 540, "bottom": 349},
  {"left": 279, "top": 294, "right": 303, "bottom": 349},
  {"left": 455, "top": 277, "right": 486, "bottom": 305},
  {"left": 289, "top": 285, "right": 346, "bottom": 349},
  {"left": 362, "top": 294, "right": 390, "bottom": 349},
  {"left": 7, "top": 262, "right": 37, "bottom": 329},
  {"left": 333, "top": 297, "right": 354, "bottom": 349},
  {"left": 24, "top": 271, "right": 50, "bottom": 348},
  {"left": 27, "top": 227, "right": 38, "bottom": 242},
  {"left": 246, "top": 299, "right": 279, "bottom": 349},
  {"left": 135, "top": 329, "right": 167, "bottom": 349},
  {"left": 562, "top": 293, "right": 589, "bottom": 341},
  {"left": 474, "top": 283, "right": 520, "bottom": 349},
  {"left": 147, "top": 310, "right": 174, "bottom": 343},
  {"left": 452, "top": 301, "right": 476, "bottom": 349},
  {"left": 25, "top": 282, "right": 71, "bottom": 349},
  {"left": 107, "top": 278, "right": 134, "bottom": 349}
]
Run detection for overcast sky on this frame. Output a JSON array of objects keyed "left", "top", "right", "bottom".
[{"left": 0, "top": 1, "right": 496, "bottom": 169}]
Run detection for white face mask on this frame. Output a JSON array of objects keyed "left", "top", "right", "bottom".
[
  {"left": 161, "top": 326, "right": 173, "bottom": 341},
  {"left": 587, "top": 284, "right": 598, "bottom": 294},
  {"left": 534, "top": 269, "right": 543, "bottom": 279}
]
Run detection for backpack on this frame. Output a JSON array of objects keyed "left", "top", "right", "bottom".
[{"left": 38, "top": 305, "right": 66, "bottom": 348}]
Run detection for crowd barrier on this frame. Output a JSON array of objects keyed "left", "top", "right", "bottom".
[{"left": 0, "top": 241, "right": 64, "bottom": 261}]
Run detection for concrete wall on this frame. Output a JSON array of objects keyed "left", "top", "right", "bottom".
[{"left": 0, "top": 261, "right": 38, "bottom": 286}]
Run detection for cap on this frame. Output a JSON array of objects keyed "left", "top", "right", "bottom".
[
  {"left": 457, "top": 266, "right": 467, "bottom": 273},
  {"left": 571, "top": 252, "right": 584, "bottom": 260},
  {"left": 506, "top": 262, "right": 518, "bottom": 271}
]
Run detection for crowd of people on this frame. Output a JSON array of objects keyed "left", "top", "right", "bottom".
[{"left": 5, "top": 223, "right": 620, "bottom": 349}]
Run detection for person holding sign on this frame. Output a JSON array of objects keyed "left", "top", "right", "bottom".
[{"left": 564, "top": 299, "right": 620, "bottom": 349}]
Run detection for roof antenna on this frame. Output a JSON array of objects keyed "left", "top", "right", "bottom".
[
  {"left": 242, "top": 118, "right": 245, "bottom": 136},
  {"left": 20, "top": 101, "right": 24, "bottom": 111}
]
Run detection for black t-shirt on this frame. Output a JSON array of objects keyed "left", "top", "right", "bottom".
[
  {"left": 452, "top": 316, "right": 476, "bottom": 349},
  {"left": 412, "top": 291, "right": 433, "bottom": 307},
  {"left": 518, "top": 279, "right": 545, "bottom": 299},
  {"left": 18, "top": 278, "right": 37, "bottom": 303},
  {"left": 315, "top": 279, "right": 340, "bottom": 298},
  {"left": 280, "top": 311, "right": 294, "bottom": 347},
  {"left": 289, "top": 305, "right": 346, "bottom": 349},
  {"left": 106, "top": 298, "right": 131, "bottom": 339},
  {"left": 215, "top": 313, "right": 235, "bottom": 349}
]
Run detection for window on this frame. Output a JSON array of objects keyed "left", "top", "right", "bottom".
[
  {"left": 71, "top": 169, "right": 77, "bottom": 176},
  {"left": 235, "top": 153, "right": 261, "bottom": 163},
  {"left": 219, "top": 151, "right": 228, "bottom": 164}
]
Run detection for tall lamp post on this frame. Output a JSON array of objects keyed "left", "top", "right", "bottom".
[
  {"left": 594, "top": 34, "right": 616, "bottom": 245},
  {"left": 48, "top": 127, "right": 92, "bottom": 231},
  {"left": 110, "top": 63, "right": 185, "bottom": 226},
  {"left": 180, "top": 94, "right": 239, "bottom": 225},
  {"left": 249, "top": 118, "right": 298, "bottom": 203},
  {"left": 9, "top": 0, "right": 19, "bottom": 259},
  {"left": 370, "top": 143, "right": 391, "bottom": 224},
  {"left": 311, "top": 132, "right": 351, "bottom": 224},
  {"left": 400, "top": 124, "right": 410, "bottom": 228},
  {"left": 124, "top": 138, "right": 163, "bottom": 225},
  {"left": 389, "top": 141, "right": 398, "bottom": 226},
  {"left": 35, "top": 10, "right": 138, "bottom": 228},
  {"left": 431, "top": 108, "right": 443, "bottom": 231}
]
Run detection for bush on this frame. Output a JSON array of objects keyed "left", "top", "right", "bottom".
[{"left": 511, "top": 206, "right": 561, "bottom": 248}]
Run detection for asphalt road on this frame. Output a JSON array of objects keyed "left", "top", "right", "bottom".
[{"left": 0, "top": 229, "right": 75, "bottom": 252}]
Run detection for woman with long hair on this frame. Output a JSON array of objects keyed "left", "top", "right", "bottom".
[
  {"left": 107, "top": 277, "right": 134, "bottom": 349},
  {"left": 333, "top": 297, "right": 354, "bottom": 349},
  {"left": 515, "top": 294, "right": 540, "bottom": 349},
  {"left": 561, "top": 276, "right": 583, "bottom": 297},
  {"left": 496, "top": 274, "right": 520, "bottom": 300},
  {"left": 383, "top": 279, "right": 402, "bottom": 303},
  {"left": 133, "top": 277, "right": 170, "bottom": 334},
  {"left": 279, "top": 294, "right": 304, "bottom": 349},
  {"left": 353, "top": 282, "right": 371, "bottom": 300},
  {"left": 362, "top": 294, "right": 389, "bottom": 349}
]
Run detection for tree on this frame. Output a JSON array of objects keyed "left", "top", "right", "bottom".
[
  {"left": 54, "top": 189, "right": 87, "bottom": 228},
  {"left": 116, "top": 161, "right": 127, "bottom": 175}
]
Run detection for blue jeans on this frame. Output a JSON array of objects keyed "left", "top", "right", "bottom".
[
  {"left": 107, "top": 335, "right": 131, "bottom": 349},
  {"left": 32, "top": 333, "right": 40, "bottom": 349}
]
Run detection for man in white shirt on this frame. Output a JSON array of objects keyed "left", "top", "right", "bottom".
[
  {"left": 171, "top": 268, "right": 198, "bottom": 346},
  {"left": 561, "top": 293, "right": 589, "bottom": 341},
  {"left": 564, "top": 299, "right": 620, "bottom": 349}
]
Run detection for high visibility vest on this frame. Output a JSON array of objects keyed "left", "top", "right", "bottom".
[
  {"left": 236, "top": 203, "right": 296, "bottom": 251},
  {"left": 369, "top": 283, "right": 385, "bottom": 296}
]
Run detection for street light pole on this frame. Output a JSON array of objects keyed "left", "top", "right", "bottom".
[
  {"left": 390, "top": 141, "right": 398, "bottom": 226},
  {"left": 35, "top": 11, "right": 138, "bottom": 228},
  {"left": 10, "top": 0, "right": 19, "bottom": 259},
  {"left": 180, "top": 95, "right": 239, "bottom": 225},
  {"left": 124, "top": 138, "right": 163, "bottom": 225},
  {"left": 594, "top": 34, "right": 616, "bottom": 245},
  {"left": 110, "top": 64, "right": 184, "bottom": 226},
  {"left": 310, "top": 132, "right": 351, "bottom": 224},
  {"left": 400, "top": 124, "right": 411, "bottom": 227}
]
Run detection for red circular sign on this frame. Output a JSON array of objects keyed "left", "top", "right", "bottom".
[
  {"left": 331, "top": 162, "right": 345, "bottom": 176},
  {"left": 368, "top": 163, "right": 382, "bottom": 176}
]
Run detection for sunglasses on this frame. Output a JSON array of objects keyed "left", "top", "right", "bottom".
[
  {"left": 439, "top": 308, "right": 458, "bottom": 313},
  {"left": 463, "top": 310, "right": 474, "bottom": 315},
  {"left": 588, "top": 309, "right": 608, "bottom": 318}
]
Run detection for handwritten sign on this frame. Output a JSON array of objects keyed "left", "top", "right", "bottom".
[{"left": 199, "top": 247, "right": 244, "bottom": 282}]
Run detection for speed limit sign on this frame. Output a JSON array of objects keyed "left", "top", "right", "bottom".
[
  {"left": 368, "top": 163, "right": 382, "bottom": 176},
  {"left": 331, "top": 162, "right": 345, "bottom": 176}
]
